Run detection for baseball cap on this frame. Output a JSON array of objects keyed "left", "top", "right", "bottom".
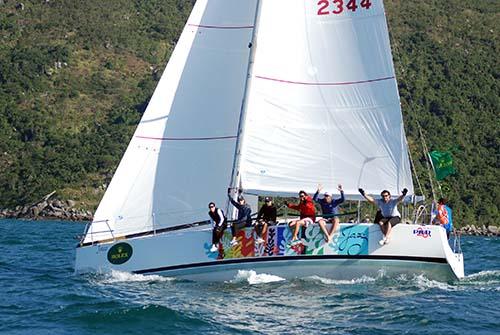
[
  {"left": 237, "top": 195, "right": 245, "bottom": 201},
  {"left": 264, "top": 196, "right": 272, "bottom": 202},
  {"left": 324, "top": 192, "right": 331, "bottom": 197}
]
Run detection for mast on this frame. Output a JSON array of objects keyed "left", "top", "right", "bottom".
[{"left": 227, "top": 0, "right": 262, "bottom": 219}]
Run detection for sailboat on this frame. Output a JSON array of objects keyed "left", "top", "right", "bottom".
[{"left": 75, "top": 0, "right": 464, "bottom": 281}]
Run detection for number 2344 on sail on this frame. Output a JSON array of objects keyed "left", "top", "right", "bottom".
[{"left": 317, "top": 0, "right": 373, "bottom": 16}]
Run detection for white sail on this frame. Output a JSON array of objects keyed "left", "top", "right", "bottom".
[
  {"left": 84, "top": 0, "right": 259, "bottom": 243},
  {"left": 238, "top": 0, "right": 413, "bottom": 199}
]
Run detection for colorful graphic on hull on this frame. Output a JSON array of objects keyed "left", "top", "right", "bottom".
[{"left": 205, "top": 224, "right": 370, "bottom": 260}]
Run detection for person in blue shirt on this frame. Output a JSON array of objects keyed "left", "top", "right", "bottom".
[
  {"left": 313, "top": 184, "right": 345, "bottom": 242},
  {"left": 228, "top": 189, "right": 253, "bottom": 247}
]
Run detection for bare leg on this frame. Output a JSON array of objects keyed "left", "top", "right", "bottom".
[
  {"left": 288, "top": 220, "right": 297, "bottom": 240},
  {"left": 261, "top": 222, "right": 268, "bottom": 236},
  {"left": 329, "top": 217, "right": 340, "bottom": 239},
  {"left": 318, "top": 219, "right": 331, "bottom": 242},
  {"left": 292, "top": 220, "right": 304, "bottom": 240},
  {"left": 385, "top": 222, "right": 392, "bottom": 241},
  {"left": 378, "top": 221, "right": 385, "bottom": 237}
]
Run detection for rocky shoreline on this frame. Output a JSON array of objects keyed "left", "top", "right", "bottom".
[
  {"left": 0, "top": 191, "right": 93, "bottom": 222},
  {"left": 458, "top": 224, "right": 498, "bottom": 237},
  {"left": 0, "top": 206, "right": 498, "bottom": 237},
  {"left": 0, "top": 194, "right": 498, "bottom": 236}
]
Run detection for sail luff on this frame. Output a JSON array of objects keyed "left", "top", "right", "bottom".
[{"left": 226, "top": 0, "right": 262, "bottom": 220}]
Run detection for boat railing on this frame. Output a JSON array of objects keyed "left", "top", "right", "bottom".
[
  {"left": 452, "top": 230, "right": 462, "bottom": 254},
  {"left": 79, "top": 219, "right": 115, "bottom": 245},
  {"left": 412, "top": 204, "right": 430, "bottom": 225}
]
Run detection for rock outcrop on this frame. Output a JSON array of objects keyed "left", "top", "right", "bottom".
[
  {"left": 0, "top": 191, "right": 93, "bottom": 221},
  {"left": 458, "top": 224, "right": 498, "bottom": 237}
]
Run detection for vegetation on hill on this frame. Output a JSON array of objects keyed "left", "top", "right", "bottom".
[{"left": 0, "top": 0, "right": 498, "bottom": 226}]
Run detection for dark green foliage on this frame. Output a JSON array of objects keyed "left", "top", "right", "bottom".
[
  {"left": 385, "top": 0, "right": 499, "bottom": 226},
  {"left": 0, "top": 0, "right": 497, "bottom": 226}
]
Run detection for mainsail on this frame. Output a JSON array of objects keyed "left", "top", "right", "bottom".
[
  {"left": 84, "top": 0, "right": 259, "bottom": 243},
  {"left": 238, "top": 0, "right": 413, "bottom": 199}
]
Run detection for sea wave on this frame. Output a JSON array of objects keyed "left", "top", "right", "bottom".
[
  {"left": 304, "top": 275, "right": 377, "bottom": 285},
  {"left": 99, "top": 270, "right": 176, "bottom": 284},
  {"left": 230, "top": 270, "right": 285, "bottom": 284},
  {"left": 409, "top": 274, "right": 459, "bottom": 291},
  {"left": 463, "top": 270, "right": 500, "bottom": 281}
]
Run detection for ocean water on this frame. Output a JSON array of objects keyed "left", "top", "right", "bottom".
[{"left": 0, "top": 219, "right": 498, "bottom": 335}]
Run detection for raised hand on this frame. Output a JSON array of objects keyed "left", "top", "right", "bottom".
[
  {"left": 337, "top": 184, "right": 343, "bottom": 192},
  {"left": 358, "top": 188, "right": 365, "bottom": 196},
  {"left": 402, "top": 188, "right": 408, "bottom": 196}
]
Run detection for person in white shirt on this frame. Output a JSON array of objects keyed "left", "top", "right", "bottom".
[
  {"left": 358, "top": 188, "right": 408, "bottom": 246},
  {"left": 208, "top": 202, "right": 227, "bottom": 252}
]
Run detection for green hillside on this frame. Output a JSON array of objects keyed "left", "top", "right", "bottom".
[{"left": 0, "top": 0, "right": 498, "bottom": 226}]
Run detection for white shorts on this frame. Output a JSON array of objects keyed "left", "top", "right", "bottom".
[{"left": 302, "top": 217, "right": 314, "bottom": 227}]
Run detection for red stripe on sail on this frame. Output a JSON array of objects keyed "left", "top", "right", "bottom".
[
  {"left": 188, "top": 24, "right": 254, "bottom": 30},
  {"left": 135, "top": 135, "right": 237, "bottom": 141},
  {"left": 254, "top": 75, "right": 395, "bottom": 86}
]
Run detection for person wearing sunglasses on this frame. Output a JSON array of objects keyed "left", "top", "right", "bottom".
[
  {"left": 358, "top": 187, "right": 408, "bottom": 245},
  {"left": 313, "top": 184, "right": 345, "bottom": 242},
  {"left": 286, "top": 190, "right": 316, "bottom": 246},
  {"left": 208, "top": 202, "right": 227, "bottom": 252}
]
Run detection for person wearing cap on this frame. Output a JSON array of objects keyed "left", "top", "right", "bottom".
[
  {"left": 208, "top": 202, "right": 227, "bottom": 252},
  {"left": 286, "top": 190, "right": 316, "bottom": 245},
  {"left": 227, "top": 188, "right": 253, "bottom": 247},
  {"left": 358, "top": 187, "right": 408, "bottom": 245},
  {"left": 313, "top": 184, "right": 345, "bottom": 242},
  {"left": 256, "top": 197, "right": 277, "bottom": 244}
]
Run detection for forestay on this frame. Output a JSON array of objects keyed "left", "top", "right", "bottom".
[
  {"left": 84, "top": 0, "right": 259, "bottom": 243},
  {"left": 238, "top": 0, "right": 413, "bottom": 199}
]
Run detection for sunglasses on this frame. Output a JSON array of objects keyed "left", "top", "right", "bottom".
[{"left": 209, "top": 205, "right": 215, "bottom": 208}]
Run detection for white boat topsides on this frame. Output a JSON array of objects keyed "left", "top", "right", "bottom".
[{"left": 75, "top": 223, "right": 464, "bottom": 282}]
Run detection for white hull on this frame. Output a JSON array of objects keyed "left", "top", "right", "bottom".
[{"left": 75, "top": 223, "right": 464, "bottom": 282}]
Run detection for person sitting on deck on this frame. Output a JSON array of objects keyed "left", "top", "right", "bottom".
[
  {"left": 208, "top": 202, "right": 227, "bottom": 253},
  {"left": 227, "top": 189, "right": 253, "bottom": 247},
  {"left": 256, "top": 196, "right": 277, "bottom": 244},
  {"left": 313, "top": 184, "right": 345, "bottom": 242},
  {"left": 358, "top": 187, "right": 408, "bottom": 246},
  {"left": 433, "top": 197, "right": 453, "bottom": 239},
  {"left": 286, "top": 190, "right": 316, "bottom": 245}
]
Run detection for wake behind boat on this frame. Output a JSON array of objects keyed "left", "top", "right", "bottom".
[{"left": 74, "top": 0, "right": 464, "bottom": 281}]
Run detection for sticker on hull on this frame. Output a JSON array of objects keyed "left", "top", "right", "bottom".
[{"left": 205, "top": 224, "right": 370, "bottom": 260}]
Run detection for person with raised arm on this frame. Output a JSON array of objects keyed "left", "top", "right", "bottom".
[
  {"left": 313, "top": 184, "right": 345, "bottom": 242},
  {"left": 208, "top": 202, "right": 227, "bottom": 252},
  {"left": 227, "top": 188, "right": 253, "bottom": 247},
  {"left": 286, "top": 190, "right": 316, "bottom": 245},
  {"left": 358, "top": 187, "right": 408, "bottom": 246}
]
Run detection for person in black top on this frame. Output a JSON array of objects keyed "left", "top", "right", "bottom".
[
  {"left": 256, "top": 197, "right": 277, "bottom": 244},
  {"left": 228, "top": 189, "right": 253, "bottom": 247},
  {"left": 208, "top": 202, "right": 227, "bottom": 252}
]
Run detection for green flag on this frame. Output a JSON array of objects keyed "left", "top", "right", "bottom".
[{"left": 429, "top": 150, "right": 455, "bottom": 180}]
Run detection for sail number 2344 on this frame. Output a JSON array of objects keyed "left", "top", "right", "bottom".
[{"left": 317, "top": 0, "right": 373, "bottom": 16}]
